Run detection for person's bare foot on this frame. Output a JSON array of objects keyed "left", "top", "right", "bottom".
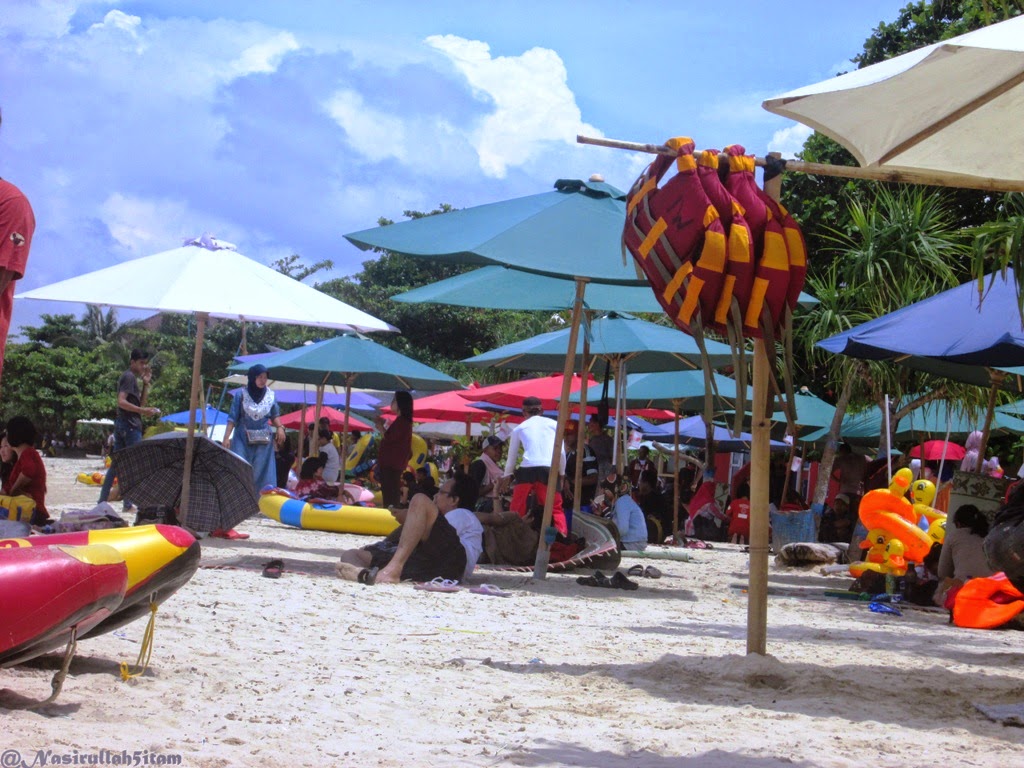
[{"left": 375, "top": 565, "right": 401, "bottom": 584}]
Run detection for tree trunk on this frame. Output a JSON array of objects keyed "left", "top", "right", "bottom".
[{"left": 812, "top": 375, "right": 855, "bottom": 506}]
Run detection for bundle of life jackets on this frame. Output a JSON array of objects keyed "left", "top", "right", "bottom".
[{"left": 622, "top": 138, "right": 807, "bottom": 428}]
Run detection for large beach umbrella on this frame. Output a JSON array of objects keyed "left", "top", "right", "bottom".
[
  {"left": 346, "top": 178, "right": 641, "bottom": 284},
  {"left": 465, "top": 312, "right": 736, "bottom": 479},
  {"left": 763, "top": 16, "right": 1024, "bottom": 194},
  {"left": 278, "top": 405, "right": 374, "bottom": 433},
  {"left": 463, "top": 312, "right": 734, "bottom": 374},
  {"left": 16, "top": 236, "right": 390, "bottom": 525},
  {"left": 818, "top": 270, "right": 1024, "bottom": 467},
  {"left": 569, "top": 370, "right": 740, "bottom": 412},
  {"left": 393, "top": 263, "right": 820, "bottom": 313},
  {"left": 456, "top": 373, "right": 593, "bottom": 410},
  {"left": 228, "top": 333, "right": 460, "bottom": 471},
  {"left": 643, "top": 415, "right": 789, "bottom": 453}
]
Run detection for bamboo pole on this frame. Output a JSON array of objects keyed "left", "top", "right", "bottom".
[
  {"left": 573, "top": 334, "right": 592, "bottom": 517},
  {"left": 672, "top": 400, "right": 681, "bottom": 540},
  {"left": 179, "top": 311, "right": 209, "bottom": 528},
  {"left": 576, "top": 135, "right": 1024, "bottom": 194},
  {"left": 746, "top": 152, "right": 786, "bottom": 656},
  {"left": 977, "top": 370, "right": 1006, "bottom": 472},
  {"left": 342, "top": 376, "right": 353, "bottom": 480},
  {"left": 533, "top": 277, "right": 588, "bottom": 579}
]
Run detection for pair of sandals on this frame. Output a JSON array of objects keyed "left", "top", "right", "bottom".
[
  {"left": 627, "top": 564, "right": 662, "bottom": 580},
  {"left": 576, "top": 570, "right": 639, "bottom": 591},
  {"left": 412, "top": 578, "right": 513, "bottom": 597}
]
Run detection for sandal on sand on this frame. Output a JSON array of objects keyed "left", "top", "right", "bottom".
[
  {"left": 414, "top": 577, "right": 462, "bottom": 593},
  {"left": 358, "top": 567, "right": 378, "bottom": 586},
  {"left": 211, "top": 529, "right": 250, "bottom": 540},
  {"left": 469, "top": 584, "right": 512, "bottom": 598},
  {"left": 261, "top": 559, "right": 284, "bottom": 579},
  {"left": 610, "top": 571, "right": 640, "bottom": 591},
  {"left": 643, "top": 565, "right": 662, "bottom": 579},
  {"left": 576, "top": 571, "right": 613, "bottom": 588},
  {"left": 627, "top": 564, "right": 645, "bottom": 577}
]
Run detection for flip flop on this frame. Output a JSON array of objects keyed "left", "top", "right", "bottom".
[
  {"left": 469, "top": 584, "right": 512, "bottom": 597},
  {"left": 627, "top": 564, "right": 645, "bottom": 577},
  {"left": 576, "top": 571, "right": 613, "bottom": 588},
  {"left": 610, "top": 571, "right": 640, "bottom": 591},
  {"left": 414, "top": 577, "right": 462, "bottom": 593},
  {"left": 261, "top": 559, "right": 283, "bottom": 579},
  {"left": 358, "top": 567, "right": 378, "bottom": 586},
  {"left": 643, "top": 565, "right": 662, "bottom": 579}
]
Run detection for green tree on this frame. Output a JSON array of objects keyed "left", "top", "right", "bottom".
[
  {"left": 0, "top": 345, "right": 112, "bottom": 434},
  {"left": 798, "top": 187, "right": 973, "bottom": 504}
]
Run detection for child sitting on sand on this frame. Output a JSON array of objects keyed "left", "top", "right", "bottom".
[{"left": 294, "top": 457, "right": 324, "bottom": 497}]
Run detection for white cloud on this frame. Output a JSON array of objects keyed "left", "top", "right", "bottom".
[
  {"left": 768, "top": 123, "right": 813, "bottom": 158},
  {"left": 99, "top": 193, "right": 235, "bottom": 259},
  {"left": 322, "top": 89, "right": 408, "bottom": 162},
  {"left": 3, "top": 0, "right": 93, "bottom": 39},
  {"left": 230, "top": 31, "right": 300, "bottom": 77},
  {"left": 425, "top": 34, "right": 602, "bottom": 178}
]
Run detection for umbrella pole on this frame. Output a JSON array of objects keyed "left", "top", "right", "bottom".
[
  {"left": 977, "top": 370, "right": 1005, "bottom": 472},
  {"left": 343, "top": 376, "right": 353, "bottom": 480},
  {"left": 533, "top": 277, "right": 588, "bottom": 580},
  {"left": 573, "top": 336, "right": 592, "bottom": 518},
  {"left": 672, "top": 400, "right": 681, "bottom": 541},
  {"left": 313, "top": 383, "right": 325, "bottom": 458},
  {"left": 179, "top": 311, "right": 209, "bottom": 528},
  {"left": 297, "top": 387, "right": 308, "bottom": 469}
]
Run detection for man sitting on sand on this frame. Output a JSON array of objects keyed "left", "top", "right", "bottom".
[{"left": 336, "top": 490, "right": 467, "bottom": 585}]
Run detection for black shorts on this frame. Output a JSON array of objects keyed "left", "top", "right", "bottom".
[{"left": 365, "top": 515, "right": 467, "bottom": 582}]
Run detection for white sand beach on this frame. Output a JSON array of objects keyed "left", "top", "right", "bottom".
[{"left": 2, "top": 456, "right": 1023, "bottom": 767}]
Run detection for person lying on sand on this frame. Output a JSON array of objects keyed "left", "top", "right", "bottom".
[{"left": 335, "top": 491, "right": 466, "bottom": 585}]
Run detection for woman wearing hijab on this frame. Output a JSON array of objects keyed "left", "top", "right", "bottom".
[
  {"left": 222, "top": 365, "right": 285, "bottom": 537},
  {"left": 375, "top": 390, "right": 414, "bottom": 507}
]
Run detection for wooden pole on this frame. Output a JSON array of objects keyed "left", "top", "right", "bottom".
[
  {"left": 179, "top": 311, "right": 209, "bottom": 528},
  {"left": 573, "top": 334, "right": 592, "bottom": 516},
  {"left": 977, "top": 370, "right": 1006, "bottom": 472},
  {"left": 672, "top": 400, "right": 681, "bottom": 540},
  {"left": 746, "top": 151, "right": 786, "bottom": 656},
  {"left": 576, "top": 134, "right": 1024, "bottom": 194},
  {"left": 343, "top": 376, "right": 353, "bottom": 480},
  {"left": 533, "top": 277, "right": 588, "bottom": 579}
]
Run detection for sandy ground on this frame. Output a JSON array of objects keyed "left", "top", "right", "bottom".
[{"left": 2, "top": 456, "right": 1023, "bottom": 767}]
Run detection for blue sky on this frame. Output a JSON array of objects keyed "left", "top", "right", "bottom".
[{"left": 1, "top": 0, "right": 907, "bottom": 336}]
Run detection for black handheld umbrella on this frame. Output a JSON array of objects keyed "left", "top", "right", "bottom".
[{"left": 111, "top": 433, "right": 259, "bottom": 533}]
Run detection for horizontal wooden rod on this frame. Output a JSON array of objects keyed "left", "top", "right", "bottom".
[{"left": 577, "top": 134, "right": 1024, "bottom": 194}]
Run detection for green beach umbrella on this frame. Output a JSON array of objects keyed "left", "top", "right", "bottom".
[
  {"left": 462, "top": 312, "right": 734, "bottom": 373},
  {"left": 229, "top": 334, "right": 461, "bottom": 470},
  {"left": 569, "top": 370, "right": 739, "bottom": 412},
  {"left": 393, "top": 263, "right": 822, "bottom": 314},
  {"left": 346, "top": 178, "right": 641, "bottom": 284}
]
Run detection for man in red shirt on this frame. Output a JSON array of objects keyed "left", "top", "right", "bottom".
[{"left": 0, "top": 110, "right": 35, "bottom": 389}]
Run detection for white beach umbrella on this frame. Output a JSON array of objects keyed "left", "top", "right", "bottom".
[
  {"left": 762, "top": 15, "right": 1024, "bottom": 192},
  {"left": 16, "top": 235, "right": 392, "bottom": 525}
]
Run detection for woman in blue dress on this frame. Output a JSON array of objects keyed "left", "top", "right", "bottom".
[{"left": 222, "top": 364, "right": 285, "bottom": 499}]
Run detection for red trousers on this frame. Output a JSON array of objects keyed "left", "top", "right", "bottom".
[{"left": 511, "top": 481, "right": 567, "bottom": 536}]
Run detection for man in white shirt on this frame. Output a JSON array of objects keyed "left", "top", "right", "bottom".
[
  {"left": 318, "top": 429, "right": 341, "bottom": 483},
  {"left": 501, "top": 396, "right": 567, "bottom": 535},
  {"left": 435, "top": 475, "right": 484, "bottom": 582}
]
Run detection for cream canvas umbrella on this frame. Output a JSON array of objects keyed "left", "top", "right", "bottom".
[
  {"left": 763, "top": 15, "right": 1024, "bottom": 193},
  {"left": 16, "top": 235, "right": 391, "bottom": 525}
]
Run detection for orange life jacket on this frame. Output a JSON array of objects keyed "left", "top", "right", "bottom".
[{"left": 952, "top": 572, "right": 1024, "bottom": 629}]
